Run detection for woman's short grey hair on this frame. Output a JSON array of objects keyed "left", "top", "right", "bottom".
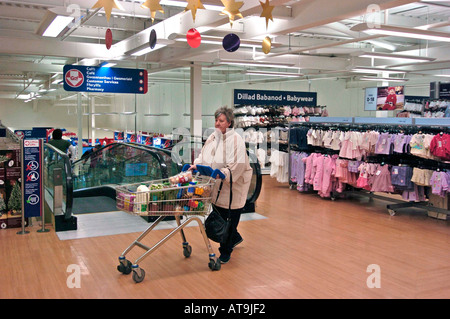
[{"left": 214, "top": 106, "right": 235, "bottom": 128}]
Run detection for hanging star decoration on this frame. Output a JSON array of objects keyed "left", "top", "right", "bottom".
[
  {"left": 184, "top": 0, "right": 205, "bottom": 22},
  {"left": 92, "top": 0, "right": 124, "bottom": 22},
  {"left": 259, "top": 0, "right": 274, "bottom": 29},
  {"left": 220, "top": 0, "right": 244, "bottom": 27},
  {"left": 141, "top": 0, "right": 164, "bottom": 23}
]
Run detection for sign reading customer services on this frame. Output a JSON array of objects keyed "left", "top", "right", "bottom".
[
  {"left": 234, "top": 89, "right": 317, "bottom": 106},
  {"left": 63, "top": 65, "right": 148, "bottom": 94}
]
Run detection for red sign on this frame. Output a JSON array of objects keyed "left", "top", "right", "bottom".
[{"left": 65, "top": 69, "right": 84, "bottom": 88}]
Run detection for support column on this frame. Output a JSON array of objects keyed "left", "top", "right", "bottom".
[
  {"left": 190, "top": 63, "right": 202, "bottom": 141},
  {"left": 91, "top": 96, "right": 96, "bottom": 146},
  {"left": 77, "top": 93, "right": 83, "bottom": 159}
]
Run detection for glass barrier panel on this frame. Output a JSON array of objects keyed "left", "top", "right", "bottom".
[
  {"left": 72, "top": 143, "right": 167, "bottom": 190},
  {"left": 43, "top": 144, "right": 72, "bottom": 217}
]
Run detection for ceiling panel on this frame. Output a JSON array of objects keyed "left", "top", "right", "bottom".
[{"left": 0, "top": 0, "right": 448, "bottom": 100}]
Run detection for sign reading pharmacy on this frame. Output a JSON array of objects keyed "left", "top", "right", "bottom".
[
  {"left": 63, "top": 65, "right": 148, "bottom": 94},
  {"left": 234, "top": 89, "right": 317, "bottom": 106}
]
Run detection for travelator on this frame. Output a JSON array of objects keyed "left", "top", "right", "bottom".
[{"left": 43, "top": 141, "right": 262, "bottom": 232}]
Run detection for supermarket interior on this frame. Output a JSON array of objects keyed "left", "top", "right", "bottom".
[{"left": 0, "top": 0, "right": 449, "bottom": 301}]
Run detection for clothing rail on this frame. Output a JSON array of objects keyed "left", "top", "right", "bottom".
[{"left": 287, "top": 117, "right": 450, "bottom": 217}]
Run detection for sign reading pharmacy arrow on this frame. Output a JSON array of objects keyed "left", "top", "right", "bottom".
[{"left": 63, "top": 65, "right": 148, "bottom": 94}]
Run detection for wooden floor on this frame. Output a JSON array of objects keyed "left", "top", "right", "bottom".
[{"left": 1, "top": 176, "right": 449, "bottom": 299}]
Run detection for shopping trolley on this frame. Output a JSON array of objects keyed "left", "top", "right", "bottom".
[{"left": 115, "top": 164, "right": 224, "bottom": 283}]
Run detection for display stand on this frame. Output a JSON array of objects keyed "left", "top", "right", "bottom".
[{"left": 287, "top": 117, "right": 450, "bottom": 217}]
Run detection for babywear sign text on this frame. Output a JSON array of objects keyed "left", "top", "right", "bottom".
[{"left": 234, "top": 89, "right": 317, "bottom": 106}]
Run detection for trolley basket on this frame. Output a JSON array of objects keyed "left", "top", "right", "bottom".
[{"left": 115, "top": 164, "right": 224, "bottom": 283}]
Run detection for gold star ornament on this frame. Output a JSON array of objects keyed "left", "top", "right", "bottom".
[
  {"left": 220, "top": 0, "right": 244, "bottom": 27},
  {"left": 141, "top": 0, "right": 164, "bottom": 23},
  {"left": 260, "top": 0, "right": 274, "bottom": 29},
  {"left": 184, "top": 0, "right": 205, "bottom": 22},
  {"left": 92, "top": 0, "right": 124, "bottom": 22}
]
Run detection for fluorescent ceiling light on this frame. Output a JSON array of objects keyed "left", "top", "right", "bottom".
[
  {"left": 144, "top": 113, "right": 170, "bottom": 116},
  {"left": 137, "top": 0, "right": 222, "bottom": 11},
  {"left": 177, "top": 38, "right": 258, "bottom": 48},
  {"left": 86, "top": 112, "right": 120, "bottom": 116},
  {"left": 351, "top": 67, "right": 407, "bottom": 74},
  {"left": 77, "top": 58, "right": 99, "bottom": 66},
  {"left": 99, "top": 62, "right": 117, "bottom": 68},
  {"left": 159, "top": 0, "right": 223, "bottom": 11},
  {"left": 35, "top": 7, "right": 76, "bottom": 37},
  {"left": 244, "top": 70, "right": 303, "bottom": 78},
  {"left": 171, "top": 34, "right": 276, "bottom": 49},
  {"left": 351, "top": 23, "right": 450, "bottom": 42},
  {"left": 354, "top": 51, "right": 435, "bottom": 62},
  {"left": 129, "top": 44, "right": 166, "bottom": 56},
  {"left": 360, "top": 76, "right": 409, "bottom": 82},
  {"left": 218, "top": 59, "right": 298, "bottom": 69},
  {"left": 43, "top": 16, "right": 74, "bottom": 37},
  {"left": 183, "top": 113, "right": 214, "bottom": 116}
]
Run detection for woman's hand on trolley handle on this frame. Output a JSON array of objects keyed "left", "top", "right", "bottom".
[{"left": 188, "top": 164, "right": 225, "bottom": 179}]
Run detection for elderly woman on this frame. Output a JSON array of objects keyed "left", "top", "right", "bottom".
[{"left": 189, "top": 106, "right": 253, "bottom": 264}]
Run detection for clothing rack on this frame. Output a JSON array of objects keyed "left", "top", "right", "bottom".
[{"left": 287, "top": 117, "right": 450, "bottom": 217}]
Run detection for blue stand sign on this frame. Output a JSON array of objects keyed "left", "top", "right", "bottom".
[
  {"left": 22, "top": 139, "right": 43, "bottom": 218},
  {"left": 63, "top": 65, "right": 148, "bottom": 94}
]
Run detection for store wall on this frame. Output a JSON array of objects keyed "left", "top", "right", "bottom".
[
  {"left": 0, "top": 77, "right": 432, "bottom": 138},
  {"left": 201, "top": 78, "right": 375, "bottom": 127},
  {"left": 0, "top": 98, "right": 84, "bottom": 132}
]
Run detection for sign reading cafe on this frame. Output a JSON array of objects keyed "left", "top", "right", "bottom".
[{"left": 63, "top": 65, "right": 148, "bottom": 94}]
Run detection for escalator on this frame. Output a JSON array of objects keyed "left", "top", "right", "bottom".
[{"left": 43, "top": 141, "right": 261, "bottom": 232}]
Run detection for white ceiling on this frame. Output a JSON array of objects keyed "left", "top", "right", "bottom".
[{"left": 0, "top": 0, "right": 449, "bottom": 101}]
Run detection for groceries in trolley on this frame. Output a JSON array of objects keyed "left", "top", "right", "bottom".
[{"left": 116, "top": 171, "right": 213, "bottom": 216}]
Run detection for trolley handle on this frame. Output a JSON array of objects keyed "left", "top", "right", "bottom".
[{"left": 182, "top": 164, "right": 225, "bottom": 179}]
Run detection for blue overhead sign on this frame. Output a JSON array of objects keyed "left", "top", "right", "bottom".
[
  {"left": 63, "top": 65, "right": 148, "bottom": 94},
  {"left": 234, "top": 89, "right": 317, "bottom": 106}
]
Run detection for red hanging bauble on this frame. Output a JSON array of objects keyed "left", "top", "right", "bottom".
[
  {"left": 186, "top": 28, "right": 201, "bottom": 48},
  {"left": 105, "top": 28, "right": 112, "bottom": 50}
]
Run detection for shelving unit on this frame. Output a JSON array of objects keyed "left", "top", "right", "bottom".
[{"left": 287, "top": 117, "right": 450, "bottom": 218}]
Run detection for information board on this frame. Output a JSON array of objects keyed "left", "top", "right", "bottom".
[
  {"left": 439, "top": 82, "right": 450, "bottom": 99},
  {"left": 364, "top": 87, "right": 378, "bottom": 111},
  {"left": 22, "top": 139, "right": 43, "bottom": 218},
  {"left": 364, "top": 86, "right": 405, "bottom": 111},
  {"left": 63, "top": 65, "right": 148, "bottom": 94}
]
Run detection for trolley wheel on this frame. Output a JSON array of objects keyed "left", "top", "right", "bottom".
[
  {"left": 208, "top": 258, "right": 221, "bottom": 271},
  {"left": 183, "top": 244, "right": 192, "bottom": 258},
  {"left": 388, "top": 209, "right": 396, "bottom": 216},
  {"left": 132, "top": 267, "right": 146, "bottom": 283},
  {"left": 117, "top": 259, "right": 132, "bottom": 275}
]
